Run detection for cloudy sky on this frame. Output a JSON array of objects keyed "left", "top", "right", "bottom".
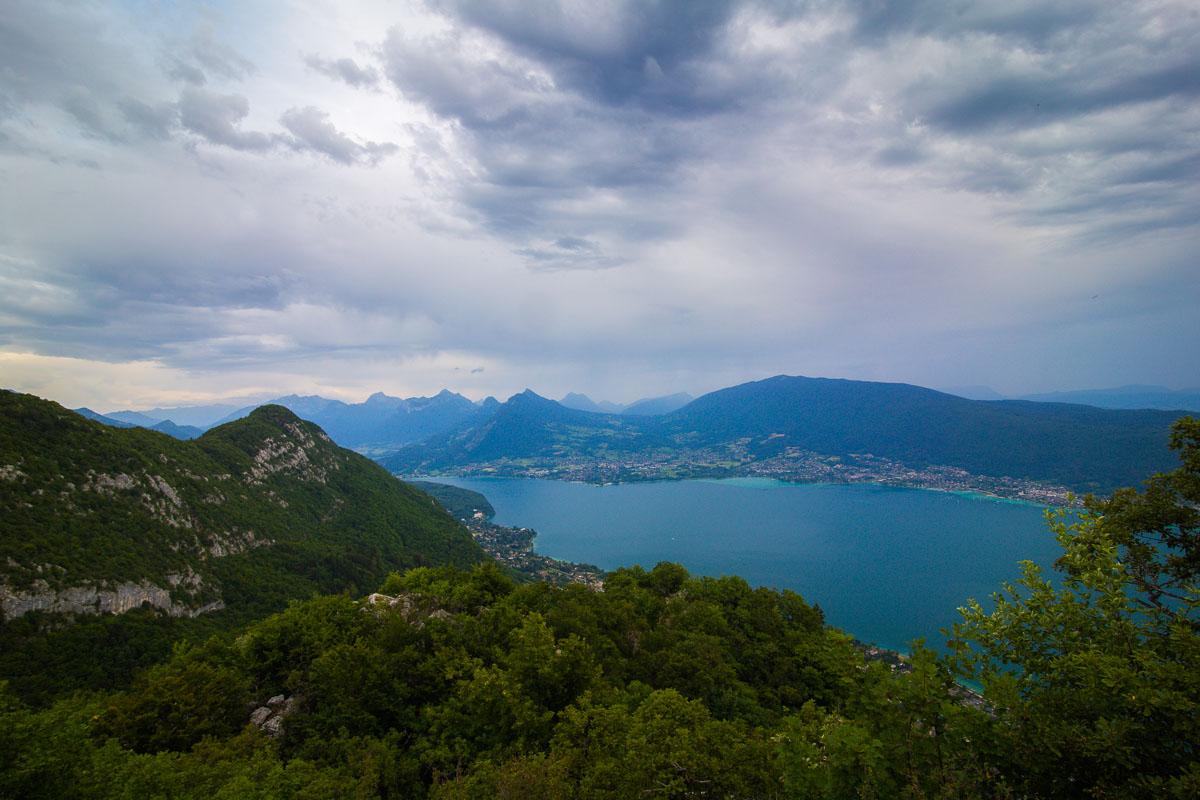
[{"left": 2, "top": 0, "right": 1197, "bottom": 409}]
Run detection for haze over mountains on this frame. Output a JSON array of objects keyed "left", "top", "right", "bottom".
[
  {"left": 66, "top": 374, "right": 1194, "bottom": 495},
  {"left": 558, "top": 392, "right": 694, "bottom": 415},
  {"left": 72, "top": 407, "right": 206, "bottom": 440},
  {"left": 1016, "top": 386, "right": 1200, "bottom": 413},
  {"left": 382, "top": 376, "right": 1186, "bottom": 495},
  {"left": 940, "top": 384, "right": 1200, "bottom": 412}
]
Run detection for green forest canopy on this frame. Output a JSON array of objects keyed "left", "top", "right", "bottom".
[{"left": 2, "top": 418, "right": 1197, "bottom": 799}]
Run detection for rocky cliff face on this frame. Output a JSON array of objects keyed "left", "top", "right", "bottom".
[{"left": 0, "top": 571, "right": 224, "bottom": 621}]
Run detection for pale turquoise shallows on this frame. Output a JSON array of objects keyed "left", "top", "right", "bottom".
[{"left": 437, "top": 477, "right": 1060, "bottom": 654}]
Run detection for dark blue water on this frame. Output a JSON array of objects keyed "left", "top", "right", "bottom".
[{"left": 435, "top": 477, "right": 1060, "bottom": 654}]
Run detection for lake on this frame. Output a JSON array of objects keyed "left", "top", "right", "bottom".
[{"left": 433, "top": 477, "right": 1063, "bottom": 654}]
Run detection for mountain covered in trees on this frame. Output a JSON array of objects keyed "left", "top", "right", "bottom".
[
  {"left": 92, "top": 375, "right": 1188, "bottom": 493},
  {"left": 2, "top": 384, "right": 1197, "bottom": 798},
  {"left": 1, "top": 391, "right": 481, "bottom": 700},
  {"left": 383, "top": 375, "right": 1184, "bottom": 493},
  {"left": 5, "top": 414, "right": 1198, "bottom": 799}
]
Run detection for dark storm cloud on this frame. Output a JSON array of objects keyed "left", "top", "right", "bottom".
[
  {"left": 851, "top": 0, "right": 1103, "bottom": 43},
  {"left": 379, "top": 6, "right": 740, "bottom": 261},
  {"left": 376, "top": 0, "right": 1200, "bottom": 266},
  {"left": 429, "top": 0, "right": 748, "bottom": 110},
  {"left": 916, "top": 59, "right": 1200, "bottom": 134}
]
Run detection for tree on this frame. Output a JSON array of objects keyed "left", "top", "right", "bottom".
[
  {"left": 1084, "top": 416, "right": 1199, "bottom": 620},
  {"left": 949, "top": 418, "right": 1200, "bottom": 798}
]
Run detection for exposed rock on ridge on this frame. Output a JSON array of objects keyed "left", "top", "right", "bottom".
[{"left": 0, "top": 571, "right": 223, "bottom": 621}]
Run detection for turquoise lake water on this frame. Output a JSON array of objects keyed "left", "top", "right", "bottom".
[{"left": 434, "top": 477, "right": 1062, "bottom": 654}]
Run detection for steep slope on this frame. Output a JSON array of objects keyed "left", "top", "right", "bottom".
[{"left": 1, "top": 391, "right": 483, "bottom": 624}]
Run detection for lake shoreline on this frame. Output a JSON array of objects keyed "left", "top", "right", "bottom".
[
  {"left": 406, "top": 471, "right": 1068, "bottom": 508},
  {"left": 414, "top": 475, "right": 1062, "bottom": 660}
]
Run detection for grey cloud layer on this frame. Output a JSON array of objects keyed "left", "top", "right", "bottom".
[
  {"left": 0, "top": 1, "right": 398, "bottom": 165},
  {"left": 305, "top": 54, "right": 382, "bottom": 89},
  {"left": 375, "top": 0, "right": 1199, "bottom": 262},
  {"left": 1, "top": 0, "right": 1197, "bottom": 402}
]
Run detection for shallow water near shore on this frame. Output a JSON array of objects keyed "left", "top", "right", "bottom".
[{"left": 432, "top": 477, "right": 1061, "bottom": 654}]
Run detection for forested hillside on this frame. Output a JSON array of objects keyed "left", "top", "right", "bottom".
[
  {"left": 384, "top": 376, "right": 1183, "bottom": 493},
  {"left": 1, "top": 414, "right": 1197, "bottom": 798},
  {"left": 0, "top": 391, "right": 482, "bottom": 700}
]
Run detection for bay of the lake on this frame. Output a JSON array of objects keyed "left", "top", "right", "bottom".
[{"left": 433, "top": 477, "right": 1062, "bottom": 654}]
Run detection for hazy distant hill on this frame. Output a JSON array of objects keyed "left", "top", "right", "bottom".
[
  {"left": 408, "top": 390, "right": 651, "bottom": 466},
  {"left": 1018, "top": 385, "right": 1200, "bottom": 413},
  {"left": 559, "top": 392, "right": 625, "bottom": 414},
  {"left": 75, "top": 408, "right": 204, "bottom": 440},
  {"left": 939, "top": 385, "right": 1005, "bottom": 401},
  {"left": 105, "top": 409, "right": 163, "bottom": 427},
  {"left": 214, "top": 389, "right": 494, "bottom": 452},
  {"left": 383, "top": 375, "right": 1185, "bottom": 493},
  {"left": 127, "top": 403, "right": 244, "bottom": 428},
  {"left": 145, "top": 419, "right": 205, "bottom": 440},
  {"left": 559, "top": 391, "right": 695, "bottom": 416},
  {"left": 621, "top": 392, "right": 694, "bottom": 416},
  {"left": 73, "top": 407, "right": 136, "bottom": 428}
]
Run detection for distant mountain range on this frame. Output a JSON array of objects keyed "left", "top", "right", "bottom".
[
  {"left": 1016, "top": 385, "right": 1200, "bottom": 412},
  {"left": 72, "top": 377, "right": 1195, "bottom": 493},
  {"left": 940, "top": 384, "right": 1200, "bottom": 412},
  {"left": 559, "top": 392, "right": 625, "bottom": 414},
  {"left": 382, "top": 375, "right": 1188, "bottom": 494},
  {"left": 73, "top": 407, "right": 205, "bottom": 440},
  {"left": 558, "top": 392, "right": 694, "bottom": 415},
  {"left": 208, "top": 390, "right": 496, "bottom": 452},
  {"left": 86, "top": 390, "right": 695, "bottom": 450},
  {"left": 622, "top": 392, "right": 695, "bottom": 415}
]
